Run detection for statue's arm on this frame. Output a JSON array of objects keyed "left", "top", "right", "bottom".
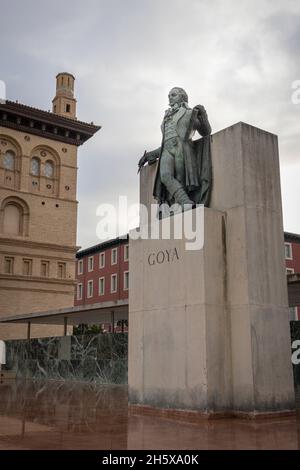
[
  {"left": 147, "top": 147, "right": 161, "bottom": 165},
  {"left": 138, "top": 147, "right": 161, "bottom": 168},
  {"left": 193, "top": 105, "right": 212, "bottom": 136}
]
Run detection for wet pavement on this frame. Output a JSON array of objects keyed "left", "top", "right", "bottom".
[{"left": 0, "top": 379, "right": 299, "bottom": 450}]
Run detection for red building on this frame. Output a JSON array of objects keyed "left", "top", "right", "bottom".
[
  {"left": 284, "top": 232, "right": 300, "bottom": 320},
  {"left": 75, "top": 231, "right": 300, "bottom": 324},
  {"left": 75, "top": 236, "right": 129, "bottom": 332}
]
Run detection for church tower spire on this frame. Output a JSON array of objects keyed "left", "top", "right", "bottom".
[{"left": 52, "top": 72, "right": 77, "bottom": 119}]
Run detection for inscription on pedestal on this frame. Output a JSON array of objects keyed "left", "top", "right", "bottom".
[{"left": 147, "top": 247, "right": 179, "bottom": 266}]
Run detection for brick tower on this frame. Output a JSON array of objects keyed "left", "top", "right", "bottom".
[
  {"left": 0, "top": 74, "right": 100, "bottom": 339},
  {"left": 52, "top": 72, "right": 77, "bottom": 119}
]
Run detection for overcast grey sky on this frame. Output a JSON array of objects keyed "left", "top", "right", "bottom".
[{"left": 1, "top": 0, "right": 299, "bottom": 248}]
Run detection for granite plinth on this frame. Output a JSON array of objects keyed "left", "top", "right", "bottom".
[{"left": 5, "top": 333, "right": 128, "bottom": 384}]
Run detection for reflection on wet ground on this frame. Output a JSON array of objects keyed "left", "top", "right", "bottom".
[{"left": 0, "top": 379, "right": 299, "bottom": 450}]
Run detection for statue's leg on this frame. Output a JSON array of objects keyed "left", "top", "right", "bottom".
[
  {"left": 160, "top": 149, "right": 181, "bottom": 195},
  {"left": 160, "top": 148, "right": 193, "bottom": 207},
  {"left": 174, "top": 149, "right": 185, "bottom": 185}
]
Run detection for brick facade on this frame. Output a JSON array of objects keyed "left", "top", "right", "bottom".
[
  {"left": 0, "top": 75, "right": 99, "bottom": 339},
  {"left": 75, "top": 237, "right": 129, "bottom": 332},
  {"left": 285, "top": 232, "right": 300, "bottom": 320}
]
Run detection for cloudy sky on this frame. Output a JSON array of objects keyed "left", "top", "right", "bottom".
[{"left": 1, "top": 0, "right": 299, "bottom": 248}]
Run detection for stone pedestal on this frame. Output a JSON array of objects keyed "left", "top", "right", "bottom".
[
  {"left": 210, "top": 122, "right": 295, "bottom": 413},
  {"left": 129, "top": 208, "right": 232, "bottom": 413},
  {"left": 128, "top": 122, "right": 295, "bottom": 416}
]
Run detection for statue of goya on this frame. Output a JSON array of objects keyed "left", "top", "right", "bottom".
[{"left": 138, "top": 87, "right": 212, "bottom": 208}]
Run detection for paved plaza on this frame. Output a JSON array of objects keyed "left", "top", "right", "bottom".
[{"left": 0, "top": 380, "right": 299, "bottom": 450}]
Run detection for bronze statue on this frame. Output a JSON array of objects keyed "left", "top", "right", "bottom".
[{"left": 138, "top": 87, "right": 212, "bottom": 208}]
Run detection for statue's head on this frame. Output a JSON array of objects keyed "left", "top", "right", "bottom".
[{"left": 168, "top": 87, "right": 188, "bottom": 107}]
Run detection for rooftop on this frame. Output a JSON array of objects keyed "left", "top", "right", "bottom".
[
  {"left": 284, "top": 232, "right": 300, "bottom": 243},
  {"left": 76, "top": 235, "right": 129, "bottom": 258},
  {"left": 0, "top": 100, "right": 100, "bottom": 146}
]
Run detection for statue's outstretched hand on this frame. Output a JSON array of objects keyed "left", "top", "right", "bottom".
[
  {"left": 138, "top": 151, "right": 147, "bottom": 168},
  {"left": 138, "top": 151, "right": 148, "bottom": 173},
  {"left": 138, "top": 148, "right": 160, "bottom": 173}
]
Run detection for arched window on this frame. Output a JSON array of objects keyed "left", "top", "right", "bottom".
[
  {"left": 45, "top": 160, "right": 54, "bottom": 178},
  {"left": 31, "top": 157, "right": 40, "bottom": 176},
  {"left": 3, "top": 150, "right": 15, "bottom": 170},
  {"left": 0, "top": 136, "right": 22, "bottom": 190},
  {"left": 3, "top": 203, "right": 22, "bottom": 235},
  {"left": 0, "top": 197, "right": 30, "bottom": 237},
  {"left": 30, "top": 146, "right": 60, "bottom": 197}
]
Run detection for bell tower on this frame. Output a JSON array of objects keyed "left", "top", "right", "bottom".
[
  {"left": 0, "top": 74, "right": 100, "bottom": 340},
  {"left": 52, "top": 72, "right": 77, "bottom": 119}
]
